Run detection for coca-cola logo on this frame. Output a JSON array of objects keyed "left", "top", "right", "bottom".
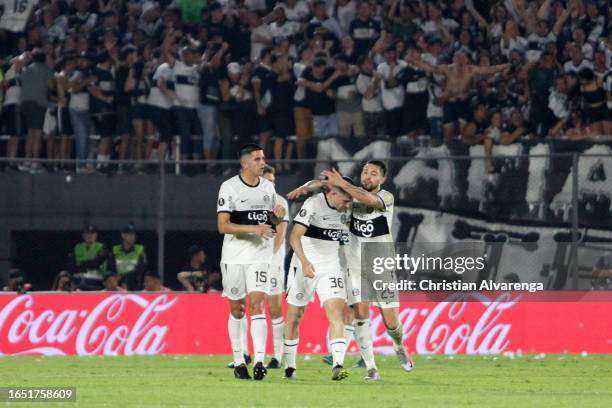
[
  {"left": 344, "top": 293, "right": 516, "bottom": 355},
  {"left": 0, "top": 294, "right": 177, "bottom": 356}
]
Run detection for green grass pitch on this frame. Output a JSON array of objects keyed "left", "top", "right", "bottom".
[{"left": 1, "top": 354, "right": 611, "bottom": 407}]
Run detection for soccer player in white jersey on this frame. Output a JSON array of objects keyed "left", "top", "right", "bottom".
[
  {"left": 284, "top": 186, "right": 352, "bottom": 381},
  {"left": 289, "top": 161, "right": 414, "bottom": 375},
  {"left": 217, "top": 144, "right": 287, "bottom": 381},
  {"left": 262, "top": 165, "right": 290, "bottom": 369}
]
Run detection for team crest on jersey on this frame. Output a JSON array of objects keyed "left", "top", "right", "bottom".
[
  {"left": 352, "top": 288, "right": 360, "bottom": 296},
  {"left": 296, "top": 292, "right": 304, "bottom": 300},
  {"left": 340, "top": 213, "right": 349, "bottom": 224},
  {"left": 264, "top": 195, "right": 270, "bottom": 203},
  {"left": 231, "top": 287, "right": 239, "bottom": 295},
  {"left": 218, "top": 198, "right": 225, "bottom": 206},
  {"left": 299, "top": 209, "right": 307, "bottom": 217}
]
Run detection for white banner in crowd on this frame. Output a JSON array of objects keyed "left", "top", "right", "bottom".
[{"left": 0, "top": 0, "right": 38, "bottom": 32}]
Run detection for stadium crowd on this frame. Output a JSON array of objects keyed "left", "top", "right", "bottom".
[{"left": 0, "top": 0, "right": 611, "bottom": 174}]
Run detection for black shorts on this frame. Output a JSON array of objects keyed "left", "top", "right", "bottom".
[
  {"left": 586, "top": 105, "right": 609, "bottom": 124},
  {"left": 21, "top": 101, "right": 46, "bottom": 131},
  {"left": 403, "top": 91, "right": 429, "bottom": 133},
  {"left": 57, "top": 107, "right": 73, "bottom": 135},
  {"left": 150, "top": 106, "right": 176, "bottom": 143},
  {"left": 443, "top": 99, "right": 469, "bottom": 125},
  {"left": 1, "top": 104, "right": 25, "bottom": 137},
  {"left": 256, "top": 111, "right": 274, "bottom": 134},
  {"left": 115, "top": 105, "right": 132, "bottom": 135},
  {"left": 131, "top": 103, "right": 150, "bottom": 121},
  {"left": 92, "top": 112, "right": 117, "bottom": 137},
  {"left": 271, "top": 112, "right": 295, "bottom": 138}
]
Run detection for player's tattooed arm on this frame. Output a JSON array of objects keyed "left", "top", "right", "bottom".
[
  {"left": 290, "top": 223, "right": 316, "bottom": 278},
  {"left": 321, "top": 168, "right": 385, "bottom": 209},
  {"left": 217, "top": 212, "right": 275, "bottom": 239},
  {"left": 286, "top": 180, "right": 326, "bottom": 200}
]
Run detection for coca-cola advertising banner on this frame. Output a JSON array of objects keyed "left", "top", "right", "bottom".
[{"left": 0, "top": 293, "right": 611, "bottom": 356}]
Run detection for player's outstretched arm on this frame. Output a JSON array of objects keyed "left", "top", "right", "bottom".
[
  {"left": 289, "top": 223, "right": 315, "bottom": 278},
  {"left": 217, "top": 212, "right": 275, "bottom": 239},
  {"left": 286, "top": 180, "right": 325, "bottom": 200},
  {"left": 321, "top": 168, "right": 385, "bottom": 210}
]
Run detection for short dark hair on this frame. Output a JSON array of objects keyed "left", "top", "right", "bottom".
[
  {"left": 260, "top": 47, "right": 273, "bottom": 61},
  {"left": 263, "top": 164, "right": 275, "bottom": 175},
  {"left": 188, "top": 245, "right": 204, "bottom": 258},
  {"left": 366, "top": 160, "right": 387, "bottom": 176},
  {"left": 312, "top": 58, "right": 327, "bottom": 67},
  {"left": 237, "top": 143, "right": 264, "bottom": 159}
]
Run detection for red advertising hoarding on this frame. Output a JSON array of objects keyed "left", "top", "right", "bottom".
[{"left": 0, "top": 293, "right": 610, "bottom": 356}]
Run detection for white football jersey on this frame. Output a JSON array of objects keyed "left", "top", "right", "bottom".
[
  {"left": 348, "top": 189, "right": 394, "bottom": 270},
  {"left": 217, "top": 174, "right": 278, "bottom": 264},
  {"left": 290, "top": 193, "right": 351, "bottom": 268},
  {"left": 271, "top": 194, "right": 290, "bottom": 267}
]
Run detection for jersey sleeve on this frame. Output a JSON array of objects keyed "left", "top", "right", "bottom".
[
  {"left": 377, "top": 190, "right": 394, "bottom": 211},
  {"left": 277, "top": 196, "right": 290, "bottom": 223},
  {"left": 217, "top": 182, "right": 234, "bottom": 213},
  {"left": 293, "top": 197, "right": 315, "bottom": 228}
]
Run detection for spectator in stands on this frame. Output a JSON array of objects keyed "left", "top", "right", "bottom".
[
  {"left": 69, "top": 52, "right": 95, "bottom": 174},
  {"left": 114, "top": 45, "right": 138, "bottom": 173},
  {"left": 578, "top": 68, "right": 611, "bottom": 135},
  {"left": 54, "top": 55, "right": 76, "bottom": 170},
  {"left": 356, "top": 54, "right": 385, "bottom": 140},
  {"left": 108, "top": 224, "right": 147, "bottom": 290},
  {"left": 52, "top": 270, "right": 77, "bottom": 291},
  {"left": 89, "top": 51, "right": 116, "bottom": 172},
  {"left": 268, "top": 52, "right": 296, "bottom": 172},
  {"left": 461, "top": 100, "right": 490, "bottom": 146},
  {"left": 527, "top": 51, "right": 558, "bottom": 136},
  {"left": 20, "top": 49, "right": 54, "bottom": 174},
  {"left": 67, "top": 225, "right": 110, "bottom": 289},
  {"left": 300, "top": 56, "right": 339, "bottom": 138},
  {"left": 103, "top": 272, "right": 126, "bottom": 292},
  {"left": 2, "top": 269, "right": 32, "bottom": 293},
  {"left": 329, "top": 53, "right": 364, "bottom": 139},
  {"left": 143, "top": 271, "right": 170, "bottom": 291},
  {"left": 177, "top": 245, "right": 221, "bottom": 292},
  {"left": 148, "top": 50, "right": 176, "bottom": 162},
  {"left": 1, "top": 53, "right": 26, "bottom": 171},
  {"left": 173, "top": 45, "right": 202, "bottom": 161},
  {"left": 198, "top": 41, "right": 227, "bottom": 169},
  {"left": 377, "top": 44, "right": 406, "bottom": 139}
]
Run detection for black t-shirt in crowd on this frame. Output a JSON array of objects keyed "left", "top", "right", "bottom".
[
  {"left": 267, "top": 71, "right": 295, "bottom": 115},
  {"left": 90, "top": 66, "right": 115, "bottom": 114},
  {"left": 114, "top": 66, "right": 131, "bottom": 107},
  {"left": 302, "top": 66, "right": 336, "bottom": 115},
  {"left": 199, "top": 65, "right": 223, "bottom": 106},
  {"left": 348, "top": 18, "right": 380, "bottom": 57}
]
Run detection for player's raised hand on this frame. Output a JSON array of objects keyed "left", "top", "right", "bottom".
[
  {"left": 302, "top": 261, "right": 316, "bottom": 279},
  {"left": 253, "top": 224, "right": 275, "bottom": 239},
  {"left": 287, "top": 186, "right": 308, "bottom": 200},
  {"left": 272, "top": 205, "right": 286, "bottom": 220},
  {"left": 320, "top": 168, "right": 343, "bottom": 188}
]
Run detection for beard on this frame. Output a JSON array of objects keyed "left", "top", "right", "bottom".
[{"left": 361, "top": 182, "right": 377, "bottom": 192}]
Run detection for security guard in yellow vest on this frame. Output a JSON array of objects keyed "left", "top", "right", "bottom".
[{"left": 108, "top": 224, "right": 147, "bottom": 290}]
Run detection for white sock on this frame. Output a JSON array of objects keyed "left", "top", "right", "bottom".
[
  {"left": 387, "top": 323, "right": 404, "bottom": 349},
  {"left": 228, "top": 314, "right": 245, "bottom": 366},
  {"left": 240, "top": 316, "right": 249, "bottom": 356},
  {"left": 284, "top": 338, "right": 298, "bottom": 369},
  {"left": 329, "top": 338, "right": 347, "bottom": 367},
  {"left": 355, "top": 319, "right": 376, "bottom": 370},
  {"left": 272, "top": 317, "right": 284, "bottom": 362},
  {"left": 344, "top": 324, "right": 355, "bottom": 348},
  {"left": 250, "top": 314, "right": 267, "bottom": 364}
]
